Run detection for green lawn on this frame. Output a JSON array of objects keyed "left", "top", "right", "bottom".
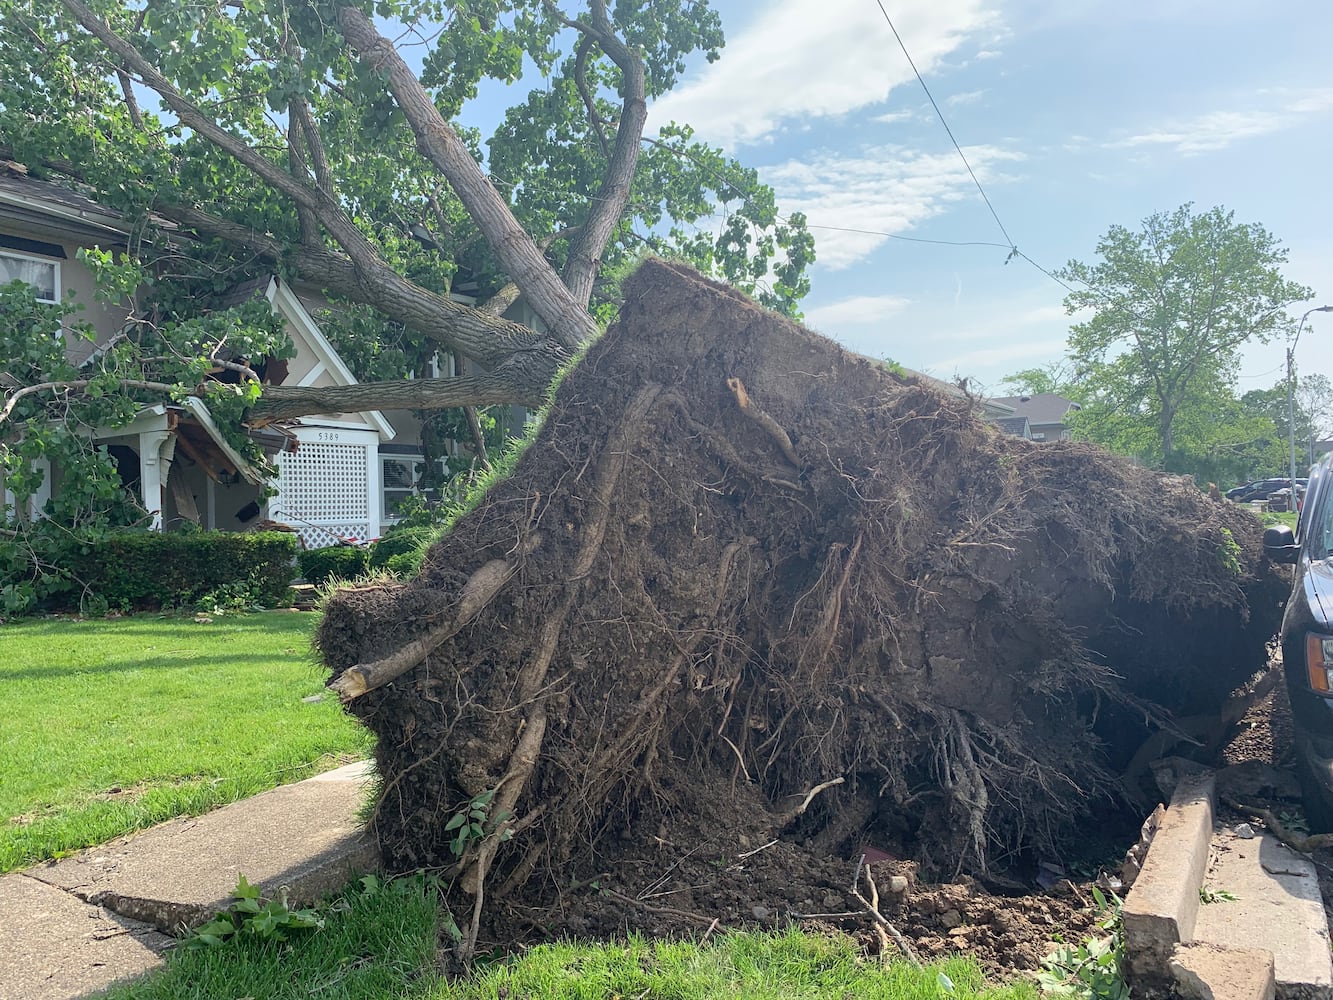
[
  {"left": 99, "top": 875, "right": 1040, "bottom": 1000},
  {"left": 0, "top": 611, "right": 372, "bottom": 872}
]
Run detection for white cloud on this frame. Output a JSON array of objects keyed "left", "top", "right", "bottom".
[
  {"left": 872, "top": 110, "right": 917, "bottom": 124},
  {"left": 974, "top": 48, "right": 1001, "bottom": 59},
  {"left": 805, "top": 295, "right": 911, "bottom": 329},
  {"left": 1108, "top": 88, "right": 1333, "bottom": 154},
  {"left": 648, "top": 0, "right": 997, "bottom": 148},
  {"left": 766, "top": 145, "right": 1025, "bottom": 270},
  {"left": 945, "top": 89, "right": 987, "bottom": 107}
]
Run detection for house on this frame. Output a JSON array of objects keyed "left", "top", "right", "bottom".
[
  {"left": 993, "top": 415, "right": 1032, "bottom": 439},
  {"left": 0, "top": 165, "right": 482, "bottom": 548},
  {"left": 985, "top": 393, "right": 1082, "bottom": 441}
]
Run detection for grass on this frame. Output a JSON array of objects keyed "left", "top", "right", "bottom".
[
  {"left": 0, "top": 611, "right": 372, "bottom": 872},
  {"left": 98, "top": 875, "right": 1040, "bottom": 1000},
  {"left": 1260, "top": 510, "right": 1299, "bottom": 530}
]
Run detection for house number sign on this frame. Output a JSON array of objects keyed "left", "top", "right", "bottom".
[{"left": 316, "top": 431, "right": 342, "bottom": 442}]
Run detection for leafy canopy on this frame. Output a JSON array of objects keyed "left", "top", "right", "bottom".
[{"left": 1049, "top": 204, "right": 1312, "bottom": 475}]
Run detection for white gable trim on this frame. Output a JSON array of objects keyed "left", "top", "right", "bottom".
[
  {"left": 262, "top": 277, "right": 395, "bottom": 442},
  {"left": 296, "top": 360, "right": 328, "bottom": 387}
]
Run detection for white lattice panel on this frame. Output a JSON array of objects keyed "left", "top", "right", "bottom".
[
  {"left": 272, "top": 442, "right": 372, "bottom": 548},
  {"left": 298, "top": 524, "right": 371, "bottom": 549}
]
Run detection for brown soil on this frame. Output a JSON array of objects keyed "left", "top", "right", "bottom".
[{"left": 317, "top": 260, "right": 1288, "bottom": 966}]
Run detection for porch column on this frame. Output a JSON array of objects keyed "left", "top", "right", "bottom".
[{"left": 138, "top": 430, "right": 174, "bottom": 530}]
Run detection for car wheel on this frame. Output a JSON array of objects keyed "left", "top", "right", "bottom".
[{"left": 1296, "top": 749, "right": 1333, "bottom": 834}]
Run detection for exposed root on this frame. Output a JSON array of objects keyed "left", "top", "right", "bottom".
[
  {"left": 726, "top": 376, "right": 801, "bottom": 469},
  {"left": 330, "top": 553, "right": 530, "bottom": 700},
  {"left": 774, "top": 776, "right": 846, "bottom": 827},
  {"left": 1222, "top": 794, "right": 1333, "bottom": 853},
  {"left": 850, "top": 855, "right": 921, "bottom": 968},
  {"left": 454, "top": 384, "right": 663, "bottom": 955}
]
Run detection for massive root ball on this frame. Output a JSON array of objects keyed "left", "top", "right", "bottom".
[{"left": 318, "top": 260, "right": 1284, "bottom": 910}]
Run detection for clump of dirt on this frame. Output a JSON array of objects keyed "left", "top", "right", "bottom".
[{"left": 317, "top": 259, "right": 1286, "bottom": 955}]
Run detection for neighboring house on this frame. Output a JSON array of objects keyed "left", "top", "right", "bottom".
[
  {"left": 993, "top": 415, "right": 1032, "bottom": 439},
  {"left": 0, "top": 165, "right": 482, "bottom": 548},
  {"left": 986, "top": 393, "right": 1082, "bottom": 441}
]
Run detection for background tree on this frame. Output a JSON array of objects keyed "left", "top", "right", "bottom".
[
  {"left": 0, "top": 0, "right": 812, "bottom": 433},
  {"left": 996, "top": 361, "right": 1082, "bottom": 398},
  {"left": 1054, "top": 204, "right": 1312, "bottom": 473}
]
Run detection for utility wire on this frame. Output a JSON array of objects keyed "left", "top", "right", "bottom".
[
  {"left": 805, "top": 224, "right": 1012, "bottom": 250},
  {"left": 873, "top": 0, "right": 1016, "bottom": 250}
]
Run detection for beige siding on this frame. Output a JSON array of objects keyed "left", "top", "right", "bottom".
[{"left": 0, "top": 221, "right": 132, "bottom": 363}]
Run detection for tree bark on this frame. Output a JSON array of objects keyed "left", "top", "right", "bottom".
[
  {"left": 335, "top": 6, "right": 601, "bottom": 352},
  {"left": 248, "top": 371, "right": 546, "bottom": 424}
]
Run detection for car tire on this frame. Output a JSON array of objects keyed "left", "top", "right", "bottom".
[{"left": 1296, "top": 749, "right": 1333, "bottom": 834}]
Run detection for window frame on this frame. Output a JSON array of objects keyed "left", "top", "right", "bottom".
[
  {"left": 380, "top": 453, "right": 449, "bottom": 523},
  {"left": 0, "top": 248, "right": 61, "bottom": 304}
]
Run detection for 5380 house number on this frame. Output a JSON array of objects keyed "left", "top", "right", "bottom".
[{"left": 316, "top": 431, "right": 342, "bottom": 442}]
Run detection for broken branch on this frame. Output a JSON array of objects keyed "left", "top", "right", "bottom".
[{"left": 329, "top": 543, "right": 538, "bottom": 701}]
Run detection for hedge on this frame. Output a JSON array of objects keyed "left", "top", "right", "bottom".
[
  {"left": 368, "top": 527, "right": 436, "bottom": 574},
  {"left": 297, "top": 545, "right": 370, "bottom": 586},
  {"left": 62, "top": 530, "right": 297, "bottom": 611}
]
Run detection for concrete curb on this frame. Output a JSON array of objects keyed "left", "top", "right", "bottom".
[{"left": 1123, "top": 771, "right": 1216, "bottom": 982}]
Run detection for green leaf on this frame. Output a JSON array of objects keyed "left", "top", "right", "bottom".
[{"left": 233, "top": 874, "right": 261, "bottom": 900}]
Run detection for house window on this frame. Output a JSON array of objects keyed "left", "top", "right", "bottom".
[
  {"left": 0, "top": 250, "right": 59, "bottom": 303},
  {"left": 381, "top": 454, "right": 447, "bottom": 520}
]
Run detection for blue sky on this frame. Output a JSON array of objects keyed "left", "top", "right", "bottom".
[{"left": 620, "top": 0, "right": 1333, "bottom": 396}]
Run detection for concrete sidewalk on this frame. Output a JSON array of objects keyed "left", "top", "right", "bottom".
[
  {"left": 1123, "top": 765, "right": 1333, "bottom": 1000},
  {"left": 0, "top": 761, "right": 378, "bottom": 1000}
]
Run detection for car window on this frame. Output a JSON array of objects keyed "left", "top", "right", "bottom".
[{"left": 1317, "top": 491, "right": 1333, "bottom": 560}]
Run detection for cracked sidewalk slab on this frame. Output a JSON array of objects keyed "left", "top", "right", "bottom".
[
  {"left": 0, "top": 873, "right": 172, "bottom": 1000},
  {"left": 28, "top": 761, "right": 378, "bottom": 936}
]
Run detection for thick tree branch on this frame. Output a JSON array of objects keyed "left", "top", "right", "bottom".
[
  {"left": 143, "top": 201, "right": 554, "bottom": 372},
  {"left": 544, "top": 0, "right": 646, "bottom": 307},
  {"left": 286, "top": 123, "right": 321, "bottom": 245},
  {"left": 334, "top": 5, "right": 599, "bottom": 351},
  {"left": 290, "top": 99, "right": 334, "bottom": 198},
  {"left": 248, "top": 371, "right": 544, "bottom": 424}
]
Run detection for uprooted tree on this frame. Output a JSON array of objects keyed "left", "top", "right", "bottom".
[{"left": 319, "top": 259, "right": 1287, "bottom": 956}]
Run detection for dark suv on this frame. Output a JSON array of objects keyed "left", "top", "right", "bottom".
[
  {"left": 1230, "top": 477, "right": 1308, "bottom": 504},
  {"left": 1265, "top": 453, "right": 1333, "bottom": 826}
]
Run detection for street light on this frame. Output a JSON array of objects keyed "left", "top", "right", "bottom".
[{"left": 1289, "top": 305, "right": 1333, "bottom": 494}]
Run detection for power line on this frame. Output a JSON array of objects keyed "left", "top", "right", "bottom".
[
  {"left": 804, "top": 224, "right": 1012, "bottom": 250},
  {"left": 872, "top": 0, "right": 1016, "bottom": 250}
]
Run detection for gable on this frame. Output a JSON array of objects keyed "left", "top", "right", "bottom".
[{"left": 260, "top": 277, "right": 395, "bottom": 441}]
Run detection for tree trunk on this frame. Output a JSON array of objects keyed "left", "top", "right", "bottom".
[{"left": 247, "top": 366, "right": 552, "bottom": 424}]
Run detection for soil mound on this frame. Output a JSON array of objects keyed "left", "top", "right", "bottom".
[{"left": 317, "top": 260, "right": 1285, "bottom": 944}]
